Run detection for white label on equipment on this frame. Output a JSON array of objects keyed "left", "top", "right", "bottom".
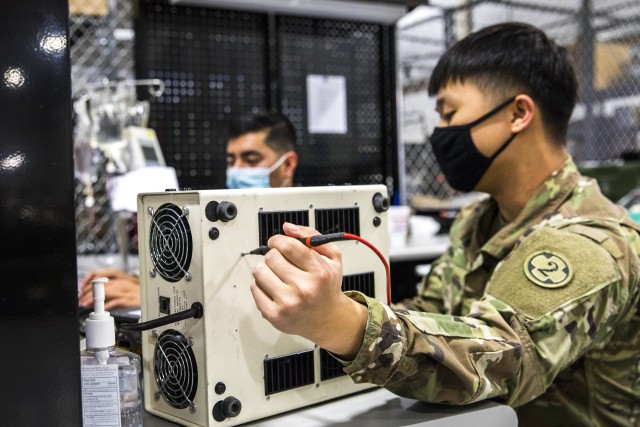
[{"left": 81, "top": 364, "right": 121, "bottom": 426}]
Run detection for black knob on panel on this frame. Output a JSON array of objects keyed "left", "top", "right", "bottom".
[
  {"left": 217, "top": 201, "right": 237, "bottom": 222},
  {"left": 212, "top": 396, "right": 242, "bottom": 422},
  {"left": 372, "top": 192, "right": 390, "bottom": 213}
]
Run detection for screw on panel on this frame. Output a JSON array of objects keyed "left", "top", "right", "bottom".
[
  {"left": 185, "top": 272, "right": 192, "bottom": 282},
  {"left": 189, "top": 403, "right": 198, "bottom": 413},
  {"left": 147, "top": 206, "right": 154, "bottom": 216},
  {"left": 154, "top": 391, "right": 161, "bottom": 401},
  {"left": 373, "top": 217, "right": 381, "bottom": 227},
  {"left": 188, "top": 337, "right": 195, "bottom": 347},
  {"left": 182, "top": 206, "right": 189, "bottom": 216},
  {"left": 149, "top": 268, "right": 156, "bottom": 278},
  {"left": 215, "top": 382, "right": 226, "bottom": 395},
  {"left": 209, "top": 227, "right": 220, "bottom": 240},
  {"left": 151, "top": 329, "right": 158, "bottom": 339}
]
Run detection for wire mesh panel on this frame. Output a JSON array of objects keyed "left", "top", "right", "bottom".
[
  {"left": 136, "top": 0, "right": 269, "bottom": 191},
  {"left": 70, "top": 0, "right": 136, "bottom": 92},
  {"left": 74, "top": 158, "right": 119, "bottom": 254},
  {"left": 397, "top": 0, "right": 640, "bottom": 206},
  {"left": 70, "top": 0, "right": 137, "bottom": 255},
  {"left": 135, "top": 4, "right": 397, "bottom": 193},
  {"left": 277, "top": 16, "right": 395, "bottom": 190}
]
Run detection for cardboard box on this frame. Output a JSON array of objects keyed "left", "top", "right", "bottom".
[{"left": 69, "top": 0, "right": 108, "bottom": 16}]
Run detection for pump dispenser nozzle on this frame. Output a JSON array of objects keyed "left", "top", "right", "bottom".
[
  {"left": 91, "top": 277, "right": 108, "bottom": 317},
  {"left": 85, "top": 277, "right": 116, "bottom": 350}
]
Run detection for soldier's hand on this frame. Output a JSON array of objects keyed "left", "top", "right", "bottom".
[{"left": 250, "top": 222, "right": 367, "bottom": 359}]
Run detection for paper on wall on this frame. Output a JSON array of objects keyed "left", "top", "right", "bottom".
[{"left": 306, "top": 74, "right": 348, "bottom": 134}]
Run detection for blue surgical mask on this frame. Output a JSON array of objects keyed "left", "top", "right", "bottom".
[{"left": 226, "top": 155, "right": 287, "bottom": 189}]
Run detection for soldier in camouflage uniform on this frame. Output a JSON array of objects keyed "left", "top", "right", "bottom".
[{"left": 250, "top": 23, "right": 640, "bottom": 426}]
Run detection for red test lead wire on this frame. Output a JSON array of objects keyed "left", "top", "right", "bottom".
[{"left": 340, "top": 233, "right": 391, "bottom": 306}]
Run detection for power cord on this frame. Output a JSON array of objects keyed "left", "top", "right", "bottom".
[{"left": 119, "top": 302, "right": 204, "bottom": 332}]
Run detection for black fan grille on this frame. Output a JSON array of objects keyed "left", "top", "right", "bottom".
[
  {"left": 149, "top": 203, "right": 193, "bottom": 282},
  {"left": 154, "top": 329, "right": 198, "bottom": 409}
]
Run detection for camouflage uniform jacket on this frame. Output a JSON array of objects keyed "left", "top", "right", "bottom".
[{"left": 341, "top": 157, "right": 640, "bottom": 426}]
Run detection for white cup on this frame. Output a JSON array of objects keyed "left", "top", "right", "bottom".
[
  {"left": 387, "top": 205, "right": 411, "bottom": 247},
  {"left": 409, "top": 215, "right": 440, "bottom": 240}
]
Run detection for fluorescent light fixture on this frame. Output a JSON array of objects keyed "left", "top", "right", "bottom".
[{"left": 169, "top": 0, "right": 408, "bottom": 23}]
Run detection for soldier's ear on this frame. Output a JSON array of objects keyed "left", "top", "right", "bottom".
[{"left": 510, "top": 95, "right": 534, "bottom": 133}]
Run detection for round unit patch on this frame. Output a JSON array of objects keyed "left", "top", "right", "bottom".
[{"left": 524, "top": 251, "right": 573, "bottom": 289}]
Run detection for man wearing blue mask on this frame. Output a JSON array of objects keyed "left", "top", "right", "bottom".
[
  {"left": 80, "top": 112, "right": 298, "bottom": 309},
  {"left": 250, "top": 23, "right": 640, "bottom": 426},
  {"left": 225, "top": 113, "right": 298, "bottom": 189}
]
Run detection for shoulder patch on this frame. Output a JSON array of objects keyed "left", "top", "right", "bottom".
[
  {"left": 486, "top": 226, "right": 621, "bottom": 319},
  {"left": 524, "top": 251, "right": 573, "bottom": 289}
]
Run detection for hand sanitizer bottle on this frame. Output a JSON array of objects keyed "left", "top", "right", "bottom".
[{"left": 81, "top": 277, "right": 142, "bottom": 427}]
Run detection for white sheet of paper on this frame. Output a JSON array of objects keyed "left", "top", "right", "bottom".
[
  {"left": 108, "top": 166, "right": 179, "bottom": 212},
  {"left": 306, "top": 74, "right": 348, "bottom": 134}
]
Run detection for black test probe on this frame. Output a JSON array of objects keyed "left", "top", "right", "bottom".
[{"left": 241, "top": 232, "right": 348, "bottom": 256}]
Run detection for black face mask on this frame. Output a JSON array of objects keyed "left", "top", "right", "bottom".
[{"left": 430, "top": 97, "right": 517, "bottom": 192}]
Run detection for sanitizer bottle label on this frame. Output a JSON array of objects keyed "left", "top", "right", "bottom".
[{"left": 81, "top": 364, "right": 121, "bottom": 427}]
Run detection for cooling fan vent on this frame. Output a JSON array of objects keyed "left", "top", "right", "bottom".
[
  {"left": 153, "top": 329, "right": 198, "bottom": 409},
  {"left": 149, "top": 203, "right": 193, "bottom": 282}
]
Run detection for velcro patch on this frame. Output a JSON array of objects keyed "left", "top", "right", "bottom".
[
  {"left": 486, "top": 226, "right": 621, "bottom": 320},
  {"left": 524, "top": 251, "right": 573, "bottom": 289}
]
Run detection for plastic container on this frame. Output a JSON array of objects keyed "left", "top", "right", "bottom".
[{"left": 80, "top": 277, "right": 142, "bottom": 427}]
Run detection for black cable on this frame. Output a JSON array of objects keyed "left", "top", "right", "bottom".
[
  {"left": 119, "top": 302, "right": 204, "bottom": 332},
  {"left": 242, "top": 232, "right": 346, "bottom": 256}
]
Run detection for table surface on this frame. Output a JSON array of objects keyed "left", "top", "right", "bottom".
[
  {"left": 388, "top": 234, "right": 450, "bottom": 262},
  {"left": 144, "top": 387, "right": 517, "bottom": 426}
]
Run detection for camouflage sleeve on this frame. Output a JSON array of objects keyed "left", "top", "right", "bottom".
[
  {"left": 339, "top": 225, "right": 638, "bottom": 406},
  {"left": 393, "top": 254, "right": 448, "bottom": 314},
  {"left": 341, "top": 291, "right": 522, "bottom": 404}
]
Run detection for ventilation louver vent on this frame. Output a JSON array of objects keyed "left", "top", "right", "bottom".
[
  {"left": 263, "top": 350, "right": 314, "bottom": 395},
  {"left": 153, "top": 329, "right": 198, "bottom": 409},
  {"left": 319, "top": 272, "right": 374, "bottom": 383},
  {"left": 149, "top": 203, "right": 193, "bottom": 282},
  {"left": 315, "top": 207, "right": 360, "bottom": 235},
  {"left": 319, "top": 349, "right": 346, "bottom": 381},
  {"left": 342, "top": 272, "right": 375, "bottom": 297},
  {"left": 258, "top": 210, "right": 309, "bottom": 246}
]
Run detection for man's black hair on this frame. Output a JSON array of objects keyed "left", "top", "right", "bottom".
[
  {"left": 428, "top": 22, "right": 578, "bottom": 143},
  {"left": 227, "top": 112, "right": 296, "bottom": 154}
]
